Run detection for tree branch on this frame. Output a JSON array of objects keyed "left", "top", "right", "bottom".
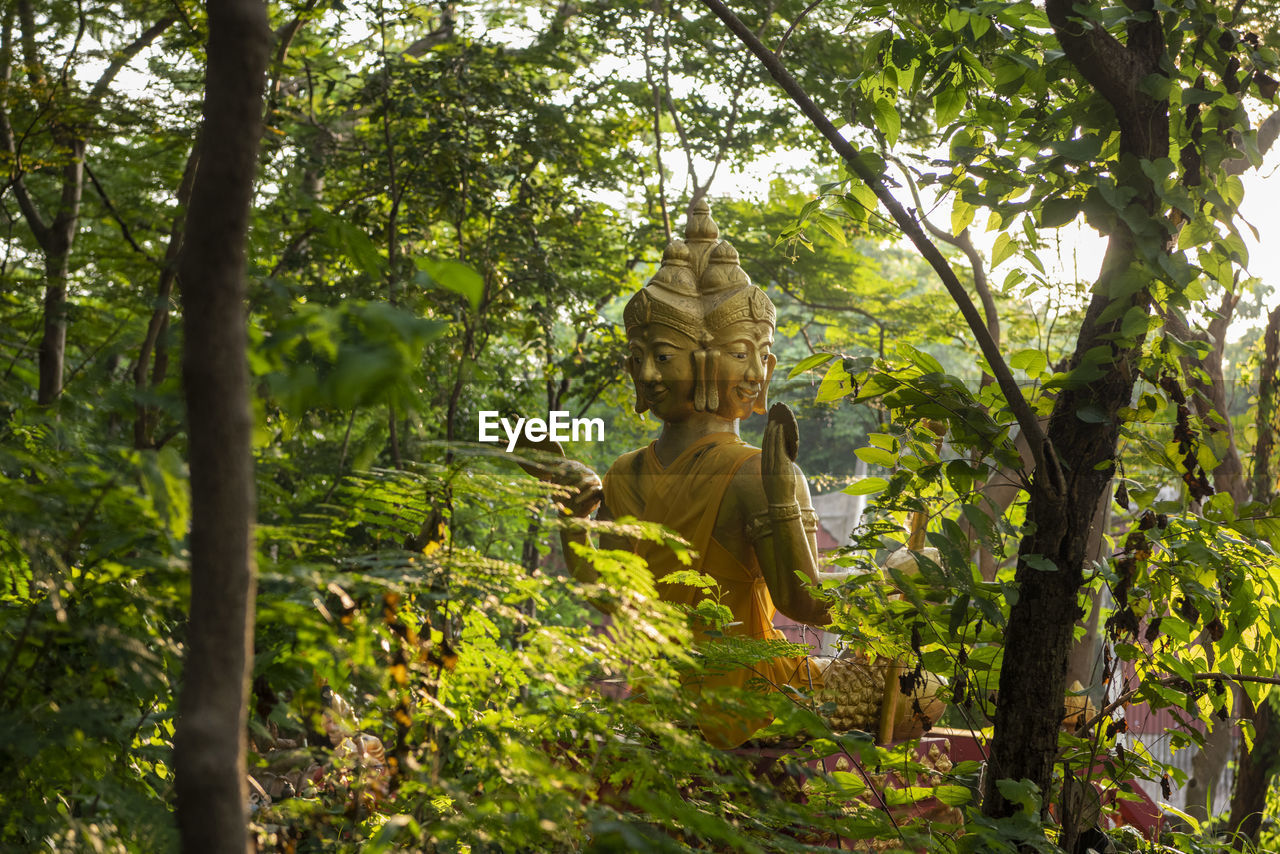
[
  {"left": 1225, "top": 108, "right": 1280, "bottom": 175},
  {"left": 85, "top": 162, "right": 159, "bottom": 263},
  {"left": 775, "top": 0, "right": 823, "bottom": 58},
  {"left": 15, "top": 0, "right": 44, "bottom": 88},
  {"left": 1045, "top": 0, "right": 1164, "bottom": 157},
  {"left": 898, "top": 162, "right": 999, "bottom": 348},
  {"left": 89, "top": 14, "right": 178, "bottom": 103},
  {"left": 642, "top": 8, "right": 671, "bottom": 242},
  {"left": 700, "top": 0, "right": 1060, "bottom": 493},
  {"left": 0, "top": 13, "right": 50, "bottom": 247},
  {"left": 265, "top": 0, "right": 322, "bottom": 123},
  {"left": 1076, "top": 671, "right": 1280, "bottom": 735}
]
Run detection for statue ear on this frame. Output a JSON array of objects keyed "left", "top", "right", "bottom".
[
  {"left": 627, "top": 359, "right": 649, "bottom": 414},
  {"left": 754, "top": 353, "right": 777, "bottom": 415},
  {"left": 694, "top": 349, "right": 719, "bottom": 413}
]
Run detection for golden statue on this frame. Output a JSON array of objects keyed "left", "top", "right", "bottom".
[{"left": 533, "top": 200, "right": 940, "bottom": 748}]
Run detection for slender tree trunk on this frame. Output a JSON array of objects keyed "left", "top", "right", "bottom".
[
  {"left": 38, "top": 246, "right": 71, "bottom": 404},
  {"left": 171, "top": 0, "right": 270, "bottom": 850},
  {"left": 135, "top": 140, "right": 200, "bottom": 448},
  {"left": 1229, "top": 697, "right": 1278, "bottom": 848},
  {"left": 1250, "top": 305, "right": 1280, "bottom": 501},
  {"left": 36, "top": 145, "right": 83, "bottom": 405},
  {"left": 1226, "top": 304, "right": 1280, "bottom": 847}
]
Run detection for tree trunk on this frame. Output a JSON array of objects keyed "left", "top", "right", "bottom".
[
  {"left": 1250, "top": 305, "right": 1280, "bottom": 502},
  {"left": 1228, "top": 697, "right": 1278, "bottom": 849},
  {"left": 135, "top": 140, "right": 200, "bottom": 448},
  {"left": 36, "top": 144, "right": 83, "bottom": 405},
  {"left": 984, "top": 235, "right": 1155, "bottom": 817},
  {"left": 1226, "top": 304, "right": 1280, "bottom": 846},
  {"left": 171, "top": 0, "right": 270, "bottom": 850},
  {"left": 982, "top": 0, "right": 1168, "bottom": 823},
  {"left": 37, "top": 247, "right": 71, "bottom": 404}
]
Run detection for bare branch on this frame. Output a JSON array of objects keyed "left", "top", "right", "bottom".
[
  {"left": 89, "top": 14, "right": 178, "bottom": 103},
  {"left": 85, "top": 162, "right": 159, "bottom": 263},
  {"left": 775, "top": 0, "right": 823, "bottom": 58},
  {"left": 898, "top": 162, "right": 999, "bottom": 347}
]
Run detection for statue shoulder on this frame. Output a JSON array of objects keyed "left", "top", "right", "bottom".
[{"left": 603, "top": 447, "right": 647, "bottom": 480}]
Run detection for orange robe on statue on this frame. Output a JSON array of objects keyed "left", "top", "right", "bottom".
[{"left": 601, "top": 432, "right": 824, "bottom": 748}]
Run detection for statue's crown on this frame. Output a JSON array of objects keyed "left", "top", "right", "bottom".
[{"left": 624, "top": 199, "right": 775, "bottom": 339}]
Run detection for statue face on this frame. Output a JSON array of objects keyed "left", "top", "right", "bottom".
[
  {"left": 712, "top": 320, "right": 776, "bottom": 420},
  {"left": 627, "top": 325, "right": 699, "bottom": 422}
]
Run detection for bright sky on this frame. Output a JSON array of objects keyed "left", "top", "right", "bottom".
[{"left": 694, "top": 135, "right": 1280, "bottom": 346}]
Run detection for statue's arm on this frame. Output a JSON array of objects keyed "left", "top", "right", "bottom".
[
  {"left": 561, "top": 498, "right": 612, "bottom": 585},
  {"left": 510, "top": 438, "right": 606, "bottom": 584},
  {"left": 747, "top": 419, "right": 832, "bottom": 627}
]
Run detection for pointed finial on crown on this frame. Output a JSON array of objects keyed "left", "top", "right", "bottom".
[{"left": 684, "top": 197, "right": 719, "bottom": 278}]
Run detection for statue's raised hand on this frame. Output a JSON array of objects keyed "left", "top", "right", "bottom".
[{"left": 762, "top": 402, "right": 800, "bottom": 507}]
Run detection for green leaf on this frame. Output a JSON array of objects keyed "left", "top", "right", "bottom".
[
  {"left": 996, "top": 778, "right": 1042, "bottom": 814},
  {"left": 788, "top": 353, "right": 835, "bottom": 378},
  {"left": 900, "top": 343, "right": 944, "bottom": 374},
  {"left": 951, "top": 197, "right": 975, "bottom": 235},
  {"left": 935, "top": 86, "right": 966, "bottom": 126},
  {"left": 1177, "top": 214, "right": 1215, "bottom": 250},
  {"left": 816, "top": 360, "right": 855, "bottom": 402},
  {"left": 816, "top": 213, "right": 848, "bottom": 246},
  {"left": 991, "top": 232, "right": 1016, "bottom": 268},
  {"left": 1180, "top": 87, "right": 1221, "bottom": 106},
  {"left": 934, "top": 784, "right": 972, "bottom": 806},
  {"left": 1160, "top": 804, "right": 1201, "bottom": 833},
  {"left": 1121, "top": 305, "right": 1153, "bottom": 339},
  {"left": 843, "top": 477, "right": 888, "bottom": 496},
  {"left": 1009, "top": 348, "right": 1047, "bottom": 377},
  {"left": 855, "top": 446, "right": 897, "bottom": 468},
  {"left": 1022, "top": 554, "right": 1057, "bottom": 572},
  {"left": 416, "top": 258, "right": 484, "bottom": 311},
  {"left": 1075, "top": 404, "right": 1109, "bottom": 424},
  {"left": 1039, "top": 197, "right": 1081, "bottom": 228},
  {"left": 872, "top": 97, "right": 900, "bottom": 147},
  {"left": 1050, "top": 136, "right": 1101, "bottom": 161}
]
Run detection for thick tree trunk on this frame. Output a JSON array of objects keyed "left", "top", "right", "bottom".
[
  {"left": 982, "top": 0, "right": 1168, "bottom": 823},
  {"left": 171, "top": 0, "right": 270, "bottom": 850},
  {"left": 984, "top": 236, "right": 1153, "bottom": 816}
]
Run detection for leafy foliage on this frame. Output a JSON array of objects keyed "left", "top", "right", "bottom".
[{"left": 3, "top": 0, "right": 1280, "bottom": 849}]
